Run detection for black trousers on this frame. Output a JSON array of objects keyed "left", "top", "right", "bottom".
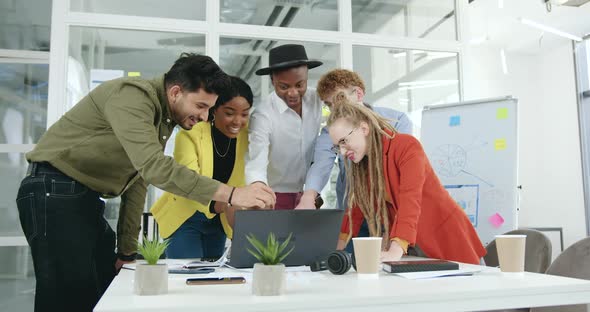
[{"left": 16, "top": 162, "right": 117, "bottom": 312}]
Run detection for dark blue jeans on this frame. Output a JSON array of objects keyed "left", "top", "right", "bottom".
[
  {"left": 165, "top": 211, "right": 226, "bottom": 259},
  {"left": 16, "top": 162, "right": 116, "bottom": 312}
]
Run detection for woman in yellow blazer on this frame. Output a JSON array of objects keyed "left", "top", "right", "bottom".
[{"left": 151, "top": 76, "right": 252, "bottom": 259}]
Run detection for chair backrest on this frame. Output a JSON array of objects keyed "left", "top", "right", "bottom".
[
  {"left": 138, "top": 212, "right": 165, "bottom": 260},
  {"left": 530, "top": 237, "right": 590, "bottom": 312},
  {"left": 484, "top": 228, "right": 552, "bottom": 273},
  {"left": 142, "top": 212, "right": 159, "bottom": 241}
]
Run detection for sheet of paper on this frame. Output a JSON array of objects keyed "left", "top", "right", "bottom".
[
  {"left": 183, "top": 259, "right": 225, "bottom": 268},
  {"left": 225, "top": 266, "right": 310, "bottom": 273},
  {"left": 393, "top": 268, "right": 482, "bottom": 280}
]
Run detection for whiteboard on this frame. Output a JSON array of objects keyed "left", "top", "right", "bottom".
[{"left": 421, "top": 97, "right": 519, "bottom": 245}]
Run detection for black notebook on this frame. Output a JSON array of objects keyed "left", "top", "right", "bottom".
[{"left": 383, "top": 259, "right": 459, "bottom": 273}]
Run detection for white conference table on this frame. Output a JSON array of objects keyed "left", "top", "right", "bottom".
[{"left": 95, "top": 261, "right": 590, "bottom": 312}]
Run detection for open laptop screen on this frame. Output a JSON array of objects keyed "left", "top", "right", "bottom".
[{"left": 229, "top": 209, "right": 344, "bottom": 268}]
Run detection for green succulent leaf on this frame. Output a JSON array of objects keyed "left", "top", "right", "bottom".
[
  {"left": 246, "top": 248, "right": 263, "bottom": 262},
  {"left": 245, "top": 232, "right": 294, "bottom": 265},
  {"left": 137, "top": 236, "right": 169, "bottom": 265},
  {"left": 277, "top": 246, "right": 294, "bottom": 263},
  {"left": 246, "top": 233, "right": 266, "bottom": 255},
  {"left": 278, "top": 233, "right": 292, "bottom": 254}
]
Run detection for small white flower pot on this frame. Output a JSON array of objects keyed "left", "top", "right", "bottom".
[
  {"left": 252, "top": 263, "right": 286, "bottom": 296},
  {"left": 134, "top": 263, "right": 168, "bottom": 296}
]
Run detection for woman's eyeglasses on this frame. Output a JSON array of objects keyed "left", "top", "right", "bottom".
[{"left": 330, "top": 127, "right": 358, "bottom": 154}]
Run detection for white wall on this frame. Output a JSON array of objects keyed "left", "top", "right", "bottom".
[{"left": 463, "top": 43, "right": 588, "bottom": 249}]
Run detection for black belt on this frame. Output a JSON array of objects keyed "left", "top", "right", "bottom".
[{"left": 26, "top": 162, "right": 65, "bottom": 177}]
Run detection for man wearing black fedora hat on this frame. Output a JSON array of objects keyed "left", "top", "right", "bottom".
[{"left": 245, "top": 44, "right": 324, "bottom": 210}]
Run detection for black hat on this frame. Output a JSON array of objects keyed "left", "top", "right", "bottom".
[{"left": 255, "top": 44, "right": 323, "bottom": 76}]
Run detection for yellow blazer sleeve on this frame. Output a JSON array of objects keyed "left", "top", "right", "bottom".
[
  {"left": 220, "top": 213, "right": 233, "bottom": 239},
  {"left": 174, "top": 129, "right": 200, "bottom": 172},
  {"left": 151, "top": 124, "right": 245, "bottom": 239},
  {"left": 150, "top": 125, "right": 212, "bottom": 239}
]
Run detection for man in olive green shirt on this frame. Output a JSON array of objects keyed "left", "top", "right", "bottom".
[{"left": 16, "top": 53, "right": 275, "bottom": 312}]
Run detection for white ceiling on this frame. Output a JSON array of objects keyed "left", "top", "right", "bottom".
[
  {"left": 467, "top": 0, "right": 590, "bottom": 53},
  {"left": 4, "top": 0, "right": 589, "bottom": 54}
]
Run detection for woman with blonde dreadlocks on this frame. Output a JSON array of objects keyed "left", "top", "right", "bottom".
[{"left": 329, "top": 93, "right": 486, "bottom": 264}]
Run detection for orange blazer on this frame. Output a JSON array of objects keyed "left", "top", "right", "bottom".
[{"left": 341, "top": 132, "right": 486, "bottom": 264}]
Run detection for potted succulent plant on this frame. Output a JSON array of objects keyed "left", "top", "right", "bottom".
[
  {"left": 247, "top": 232, "right": 294, "bottom": 296},
  {"left": 134, "top": 237, "right": 169, "bottom": 296}
]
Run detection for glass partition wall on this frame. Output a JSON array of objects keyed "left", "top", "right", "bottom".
[
  {"left": 0, "top": 1, "right": 465, "bottom": 308},
  {"left": 574, "top": 37, "right": 590, "bottom": 236},
  {"left": 46, "top": 0, "right": 464, "bottom": 244},
  {"left": 0, "top": 0, "right": 52, "bottom": 310},
  {"left": 0, "top": 4, "right": 469, "bottom": 306}
]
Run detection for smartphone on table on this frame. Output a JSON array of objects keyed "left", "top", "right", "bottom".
[{"left": 186, "top": 277, "right": 246, "bottom": 285}]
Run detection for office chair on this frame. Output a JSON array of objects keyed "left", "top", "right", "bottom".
[
  {"left": 484, "top": 228, "right": 552, "bottom": 273},
  {"left": 530, "top": 237, "right": 590, "bottom": 312},
  {"left": 482, "top": 229, "right": 553, "bottom": 312},
  {"left": 137, "top": 212, "right": 165, "bottom": 260},
  {"left": 142, "top": 212, "right": 159, "bottom": 240}
]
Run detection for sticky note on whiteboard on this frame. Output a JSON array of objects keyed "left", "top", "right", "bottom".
[
  {"left": 128, "top": 72, "right": 141, "bottom": 77},
  {"left": 497, "top": 108, "right": 508, "bottom": 119},
  {"left": 494, "top": 139, "right": 506, "bottom": 150},
  {"left": 449, "top": 115, "right": 461, "bottom": 127},
  {"left": 489, "top": 213, "right": 505, "bottom": 228}
]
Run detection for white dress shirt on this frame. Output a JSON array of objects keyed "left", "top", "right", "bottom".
[{"left": 246, "top": 88, "right": 323, "bottom": 193}]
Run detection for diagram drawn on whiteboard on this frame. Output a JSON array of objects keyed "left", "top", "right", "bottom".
[
  {"left": 430, "top": 143, "right": 494, "bottom": 187},
  {"left": 445, "top": 184, "right": 479, "bottom": 226},
  {"left": 431, "top": 144, "right": 466, "bottom": 176}
]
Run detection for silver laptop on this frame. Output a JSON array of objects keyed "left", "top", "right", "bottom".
[{"left": 228, "top": 209, "right": 344, "bottom": 268}]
